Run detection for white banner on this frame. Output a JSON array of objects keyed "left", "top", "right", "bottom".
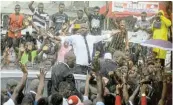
[{"left": 112, "top": 1, "right": 159, "bottom": 14}]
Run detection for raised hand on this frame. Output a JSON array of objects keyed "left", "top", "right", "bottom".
[
  {"left": 141, "top": 84, "right": 147, "bottom": 94},
  {"left": 115, "top": 84, "right": 123, "bottom": 94},
  {"left": 38, "top": 68, "right": 47, "bottom": 80},
  {"left": 122, "top": 72, "right": 128, "bottom": 84},
  {"left": 19, "top": 62, "right": 28, "bottom": 74}
]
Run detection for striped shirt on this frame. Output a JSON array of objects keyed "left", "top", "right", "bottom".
[
  {"left": 107, "top": 31, "right": 126, "bottom": 52},
  {"left": 32, "top": 8, "right": 49, "bottom": 29}
]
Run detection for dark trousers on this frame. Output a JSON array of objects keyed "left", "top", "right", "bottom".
[{"left": 7, "top": 37, "right": 21, "bottom": 48}]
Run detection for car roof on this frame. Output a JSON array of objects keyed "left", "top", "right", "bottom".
[{"left": 0, "top": 70, "right": 86, "bottom": 80}]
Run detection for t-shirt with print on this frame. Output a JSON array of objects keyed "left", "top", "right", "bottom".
[
  {"left": 74, "top": 18, "right": 87, "bottom": 24},
  {"left": 50, "top": 12, "right": 68, "bottom": 35},
  {"left": 88, "top": 14, "right": 105, "bottom": 35},
  {"left": 134, "top": 20, "right": 151, "bottom": 41},
  {"left": 135, "top": 20, "right": 150, "bottom": 30}
]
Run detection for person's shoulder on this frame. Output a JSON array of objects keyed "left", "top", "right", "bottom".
[{"left": 9, "top": 13, "right": 15, "bottom": 17}]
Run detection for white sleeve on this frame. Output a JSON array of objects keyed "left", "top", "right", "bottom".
[
  {"left": 83, "top": 95, "right": 89, "bottom": 101},
  {"left": 93, "top": 34, "right": 111, "bottom": 43},
  {"left": 64, "top": 35, "right": 76, "bottom": 45},
  {"left": 3, "top": 99, "right": 15, "bottom": 105}
]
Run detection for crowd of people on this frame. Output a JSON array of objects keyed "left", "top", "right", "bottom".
[{"left": 1, "top": 1, "right": 172, "bottom": 105}]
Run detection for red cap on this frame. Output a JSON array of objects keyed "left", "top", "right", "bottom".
[{"left": 68, "top": 95, "right": 79, "bottom": 105}]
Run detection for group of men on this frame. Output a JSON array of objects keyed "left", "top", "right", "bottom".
[
  {"left": 2, "top": 1, "right": 172, "bottom": 69},
  {"left": 1, "top": 1, "right": 172, "bottom": 105}
]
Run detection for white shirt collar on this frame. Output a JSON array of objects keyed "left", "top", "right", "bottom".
[{"left": 30, "top": 90, "right": 37, "bottom": 95}]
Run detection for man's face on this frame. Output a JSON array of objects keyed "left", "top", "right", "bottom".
[
  {"left": 141, "top": 13, "right": 147, "bottom": 21},
  {"left": 94, "top": 8, "right": 99, "bottom": 15},
  {"left": 119, "top": 20, "right": 125, "bottom": 29},
  {"left": 148, "top": 64, "right": 155, "bottom": 74},
  {"left": 80, "top": 28, "right": 88, "bottom": 36},
  {"left": 15, "top": 5, "right": 20, "bottom": 14},
  {"left": 59, "top": 5, "right": 65, "bottom": 13},
  {"left": 77, "top": 11, "right": 83, "bottom": 19},
  {"left": 26, "top": 42, "right": 33, "bottom": 51},
  {"left": 115, "top": 56, "right": 123, "bottom": 64},
  {"left": 38, "top": 4, "right": 44, "bottom": 13},
  {"left": 121, "top": 66, "right": 128, "bottom": 73}
]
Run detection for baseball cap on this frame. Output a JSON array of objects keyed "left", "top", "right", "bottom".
[{"left": 68, "top": 95, "right": 80, "bottom": 105}]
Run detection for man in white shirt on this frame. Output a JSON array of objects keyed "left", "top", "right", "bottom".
[
  {"left": 63, "top": 24, "right": 120, "bottom": 67},
  {"left": 50, "top": 24, "right": 119, "bottom": 74}
]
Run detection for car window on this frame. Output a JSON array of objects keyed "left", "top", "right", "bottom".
[
  {"left": 1, "top": 77, "right": 50, "bottom": 97},
  {"left": 1, "top": 77, "right": 21, "bottom": 89}
]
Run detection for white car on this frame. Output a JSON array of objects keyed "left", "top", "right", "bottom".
[{"left": 0, "top": 69, "right": 86, "bottom": 97}]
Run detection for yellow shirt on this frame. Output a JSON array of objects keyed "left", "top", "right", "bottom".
[{"left": 152, "top": 16, "right": 171, "bottom": 59}]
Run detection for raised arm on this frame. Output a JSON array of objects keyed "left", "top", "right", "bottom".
[
  {"left": 96, "top": 73, "right": 104, "bottom": 102},
  {"left": 122, "top": 73, "right": 129, "bottom": 103},
  {"left": 11, "top": 63, "right": 28, "bottom": 101},
  {"left": 93, "top": 30, "right": 121, "bottom": 43},
  {"left": 35, "top": 69, "right": 47, "bottom": 101},
  {"left": 160, "top": 15, "right": 171, "bottom": 27},
  {"left": 102, "top": 1, "right": 109, "bottom": 17},
  {"left": 115, "top": 84, "right": 123, "bottom": 105},
  {"left": 140, "top": 84, "right": 147, "bottom": 105},
  {"left": 84, "top": 73, "right": 91, "bottom": 101},
  {"left": 84, "top": 1, "right": 90, "bottom": 17},
  {"left": 28, "top": 1, "right": 35, "bottom": 12},
  {"left": 129, "top": 85, "right": 140, "bottom": 103},
  {"left": 125, "top": 31, "right": 129, "bottom": 50},
  {"left": 158, "top": 73, "right": 167, "bottom": 105}
]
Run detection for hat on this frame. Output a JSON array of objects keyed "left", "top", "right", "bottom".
[
  {"left": 104, "top": 53, "right": 112, "bottom": 60},
  {"left": 158, "top": 10, "right": 164, "bottom": 16},
  {"left": 68, "top": 95, "right": 80, "bottom": 105}
]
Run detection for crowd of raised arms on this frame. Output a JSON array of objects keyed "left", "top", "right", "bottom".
[{"left": 1, "top": 1, "right": 172, "bottom": 105}]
